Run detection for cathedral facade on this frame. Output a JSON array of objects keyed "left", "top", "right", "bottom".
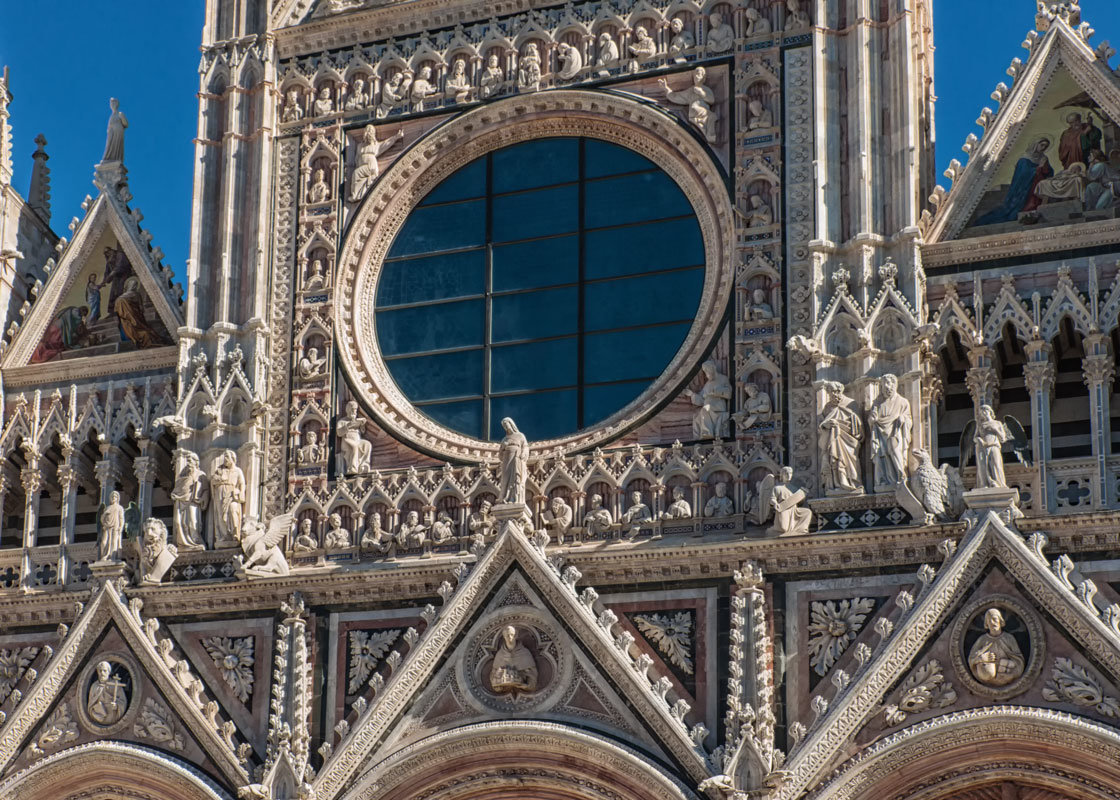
[{"left": 1, "top": 1, "right": 1120, "bottom": 798}]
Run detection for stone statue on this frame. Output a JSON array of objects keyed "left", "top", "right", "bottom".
[
  {"left": 409, "top": 65, "right": 436, "bottom": 110},
  {"left": 101, "top": 98, "right": 128, "bottom": 164},
  {"left": 747, "top": 99, "right": 773, "bottom": 130},
  {"left": 239, "top": 516, "right": 291, "bottom": 578},
  {"left": 907, "top": 448, "right": 950, "bottom": 519},
  {"left": 397, "top": 510, "right": 428, "bottom": 549},
  {"left": 582, "top": 494, "right": 613, "bottom": 537},
  {"left": 324, "top": 513, "right": 351, "bottom": 549},
  {"left": 293, "top": 518, "right": 318, "bottom": 552},
  {"left": 542, "top": 496, "right": 573, "bottom": 545},
  {"left": 620, "top": 490, "right": 652, "bottom": 539},
  {"left": 748, "top": 288, "right": 773, "bottom": 320},
  {"left": 86, "top": 660, "right": 128, "bottom": 726},
  {"left": 140, "top": 518, "right": 177, "bottom": 585},
  {"left": 171, "top": 451, "right": 209, "bottom": 550},
  {"left": 868, "top": 374, "right": 912, "bottom": 492},
  {"left": 974, "top": 404, "right": 1011, "bottom": 489},
  {"left": 688, "top": 360, "right": 732, "bottom": 439},
  {"left": 745, "top": 8, "right": 771, "bottom": 36},
  {"left": 309, "top": 168, "right": 331, "bottom": 204},
  {"left": 313, "top": 87, "right": 334, "bottom": 116},
  {"left": 706, "top": 12, "right": 735, "bottom": 53},
  {"left": 557, "top": 42, "right": 583, "bottom": 81},
  {"left": 360, "top": 512, "right": 391, "bottom": 552},
  {"left": 304, "top": 259, "right": 326, "bottom": 291},
  {"left": 297, "top": 346, "right": 328, "bottom": 381},
  {"left": 818, "top": 381, "right": 863, "bottom": 495},
  {"left": 479, "top": 54, "right": 505, "bottom": 98},
  {"left": 518, "top": 43, "right": 542, "bottom": 91},
  {"left": 431, "top": 511, "right": 455, "bottom": 545},
  {"left": 377, "top": 72, "right": 410, "bottom": 118},
  {"left": 659, "top": 67, "right": 717, "bottom": 144},
  {"left": 98, "top": 490, "right": 126, "bottom": 562},
  {"left": 704, "top": 481, "right": 734, "bottom": 518},
  {"left": 338, "top": 400, "right": 373, "bottom": 474},
  {"left": 735, "top": 382, "right": 773, "bottom": 430},
  {"left": 765, "top": 467, "right": 812, "bottom": 536},
  {"left": 349, "top": 124, "right": 404, "bottom": 202},
  {"left": 469, "top": 499, "right": 496, "bottom": 545},
  {"left": 628, "top": 25, "right": 657, "bottom": 72},
  {"left": 967, "top": 608, "right": 1025, "bottom": 687},
  {"left": 786, "top": 0, "right": 811, "bottom": 30},
  {"left": 489, "top": 625, "right": 538, "bottom": 694},
  {"left": 668, "top": 17, "right": 695, "bottom": 61},
  {"left": 297, "top": 429, "right": 325, "bottom": 465},
  {"left": 210, "top": 450, "right": 246, "bottom": 548},
  {"left": 345, "top": 77, "right": 370, "bottom": 110},
  {"left": 446, "top": 58, "right": 471, "bottom": 101},
  {"left": 595, "top": 31, "right": 620, "bottom": 76},
  {"left": 664, "top": 487, "right": 692, "bottom": 519},
  {"left": 282, "top": 88, "right": 304, "bottom": 122},
  {"left": 498, "top": 417, "right": 529, "bottom": 505},
  {"left": 741, "top": 194, "right": 774, "bottom": 227}
]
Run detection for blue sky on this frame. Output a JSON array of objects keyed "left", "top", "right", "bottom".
[{"left": 2, "top": 1, "right": 1119, "bottom": 273}]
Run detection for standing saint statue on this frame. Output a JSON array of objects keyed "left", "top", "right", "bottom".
[
  {"left": 349, "top": 124, "right": 404, "bottom": 202},
  {"left": 818, "top": 381, "right": 863, "bottom": 495},
  {"left": 687, "top": 360, "right": 732, "bottom": 439},
  {"left": 498, "top": 417, "right": 529, "bottom": 505},
  {"left": 171, "top": 451, "right": 209, "bottom": 550},
  {"left": 98, "top": 490, "right": 126, "bottom": 562},
  {"left": 101, "top": 98, "right": 128, "bottom": 164},
  {"left": 867, "top": 374, "right": 912, "bottom": 492},
  {"left": 974, "top": 404, "right": 1011, "bottom": 489},
  {"left": 210, "top": 450, "right": 246, "bottom": 548}
]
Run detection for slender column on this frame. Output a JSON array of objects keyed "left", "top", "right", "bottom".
[
  {"left": 1023, "top": 342, "right": 1055, "bottom": 513},
  {"left": 1082, "top": 333, "right": 1114, "bottom": 509},
  {"left": 0, "top": 473, "right": 9, "bottom": 549},
  {"left": 94, "top": 445, "right": 123, "bottom": 507},
  {"left": 56, "top": 461, "right": 78, "bottom": 586},
  {"left": 964, "top": 346, "right": 998, "bottom": 414},
  {"left": 133, "top": 439, "right": 157, "bottom": 522},
  {"left": 20, "top": 448, "right": 42, "bottom": 592}
]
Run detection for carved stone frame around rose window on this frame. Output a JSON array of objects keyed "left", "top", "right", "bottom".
[{"left": 335, "top": 89, "right": 735, "bottom": 463}]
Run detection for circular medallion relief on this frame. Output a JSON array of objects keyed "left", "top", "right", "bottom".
[
  {"left": 76, "top": 654, "right": 138, "bottom": 735},
  {"left": 951, "top": 594, "right": 1043, "bottom": 700},
  {"left": 459, "top": 610, "right": 571, "bottom": 713},
  {"left": 336, "top": 90, "right": 734, "bottom": 463}
]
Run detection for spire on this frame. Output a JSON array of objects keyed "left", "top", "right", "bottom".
[
  {"left": 0, "top": 66, "right": 12, "bottom": 186},
  {"left": 27, "top": 133, "right": 50, "bottom": 223}
]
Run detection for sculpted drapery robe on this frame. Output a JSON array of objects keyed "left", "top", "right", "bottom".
[
  {"left": 819, "top": 402, "right": 862, "bottom": 493},
  {"left": 968, "top": 630, "right": 1025, "bottom": 687},
  {"left": 868, "top": 390, "right": 912, "bottom": 492}
]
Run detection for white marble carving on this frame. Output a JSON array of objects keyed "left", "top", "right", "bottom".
[
  {"left": 628, "top": 25, "right": 657, "bottom": 72},
  {"left": 211, "top": 450, "right": 246, "bottom": 548},
  {"left": 349, "top": 124, "right": 404, "bottom": 202},
  {"left": 98, "top": 490, "right": 126, "bottom": 562},
  {"left": 1043, "top": 657, "right": 1120, "bottom": 716},
  {"left": 171, "top": 451, "right": 208, "bottom": 550},
  {"left": 542, "top": 496, "right": 573, "bottom": 545},
  {"left": 620, "top": 490, "right": 652, "bottom": 539},
  {"left": 582, "top": 493, "right": 613, "bottom": 536},
  {"left": 489, "top": 625, "right": 538, "bottom": 694},
  {"left": 133, "top": 697, "right": 185, "bottom": 751},
  {"left": 304, "top": 258, "right": 327, "bottom": 290},
  {"left": 0, "top": 647, "right": 39, "bottom": 704},
  {"left": 747, "top": 99, "right": 773, "bottom": 130},
  {"left": 348, "top": 628, "right": 401, "bottom": 694},
  {"left": 745, "top": 7, "right": 771, "bottom": 36},
  {"left": 818, "top": 381, "right": 863, "bottom": 496},
  {"left": 785, "top": 0, "right": 811, "bottom": 31},
  {"left": 308, "top": 168, "right": 331, "bottom": 204},
  {"left": 596, "top": 31, "right": 620, "bottom": 76},
  {"left": 663, "top": 487, "right": 692, "bottom": 519},
  {"left": 297, "top": 346, "right": 328, "bottom": 381},
  {"left": 703, "top": 481, "right": 734, "bottom": 518},
  {"left": 297, "top": 430, "right": 325, "bottom": 465},
  {"left": 282, "top": 88, "right": 304, "bottom": 122},
  {"left": 884, "top": 659, "right": 957, "bottom": 725},
  {"left": 479, "top": 54, "right": 505, "bottom": 98},
  {"left": 397, "top": 510, "right": 428, "bottom": 549},
  {"left": 239, "top": 515, "right": 291, "bottom": 578},
  {"left": 201, "top": 636, "right": 255, "bottom": 703},
  {"left": 967, "top": 607, "right": 1025, "bottom": 687},
  {"left": 668, "top": 18, "right": 695, "bottom": 61},
  {"left": 345, "top": 77, "right": 370, "bottom": 110},
  {"left": 468, "top": 499, "right": 495, "bottom": 545},
  {"left": 431, "top": 511, "right": 455, "bottom": 545},
  {"left": 736, "top": 382, "right": 773, "bottom": 429},
  {"left": 518, "top": 43, "right": 542, "bottom": 92},
  {"left": 974, "top": 404, "right": 1011, "bottom": 489},
  {"left": 633, "top": 612, "right": 694, "bottom": 674},
  {"left": 30, "top": 701, "right": 79, "bottom": 759},
  {"left": 741, "top": 194, "right": 774, "bottom": 227},
  {"left": 446, "top": 58, "right": 471, "bottom": 101},
  {"left": 314, "top": 87, "right": 334, "bottom": 116},
  {"left": 868, "top": 374, "right": 912, "bottom": 492},
  {"left": 498, "top": 417, "right": 529, "bottom": 505},
  {"left": 557, "top": 43, "right": 583, "bottom": 81},
  {"left": 324, "top": 512, "right": 352, "bottom": 549},
  {"left": 808, "top": 597, "right": 874, "bottom": 676},
  {"left": 100, "top": 98, "right": 128, "bottom": 165},
  {"left": 337, "top": 400, "right": 373, "bottom": 474},
  {"left": 87, "top": 660, "right": 129, "bottom": 726},
  {"left": 688, "top": 360, "right": 732, "bottom": 439},
  {"left": 763, "top": 467, "right": 812, "bottom": 536},
  {"left": 706, "top": 12, "right": 734, "bottom": 53},
  {"left": 748, "top": 287, "right": 773, "bottom": 320},
  {"left": 659, "top": 67, "right": 717, "bottom": 144},
  {"left": 409, "top": 65, "right": 437, "bottom": 110},
  {"left": 377, "top": 72, "right": 410, "bottom": 118},
  {"left": 294, "top": 517, "right": 318, "bottom": 552},
  {"left": 140, "top": 518, "right": 178, "bottom": 586}
]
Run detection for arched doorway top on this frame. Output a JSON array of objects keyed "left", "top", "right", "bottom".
[
  {"left": 0, "top": 741, "right": 232, "bottom": 800},
  {"left": 340, "top": 721, "right": 699, "bottom": 800},
  {"left": 806, "top": 707, "right": 1120, "bottom": 800}
]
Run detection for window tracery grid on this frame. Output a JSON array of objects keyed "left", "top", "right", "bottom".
[{"left": 375, "top": 136, "right": 705, "bottom": 442}]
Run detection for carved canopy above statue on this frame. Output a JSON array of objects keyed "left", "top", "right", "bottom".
[{"left": 335, "top": 89, "right": 735, "bottom": 463}]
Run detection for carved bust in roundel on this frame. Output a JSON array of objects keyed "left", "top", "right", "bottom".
[
  {"left": 488, "top": 625, "right": 539, "bottom": 696},
  {"left": 952, "top": 596, "right": 1042, "bottom": 700}
]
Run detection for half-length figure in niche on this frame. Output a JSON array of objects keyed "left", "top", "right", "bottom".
[
  {"left": 966, "top": 607, "right": 1026, "bottom": 687},
  {"left": 489, "top": 625, "right": 539, "bottom": 695},
  {"left": 86, "top": 660, "right": 130, "bottom": 727}
]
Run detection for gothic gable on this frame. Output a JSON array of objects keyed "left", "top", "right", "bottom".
[
  {"left": 2, "top": 186, "right": 182, "bottom": 378},
  {"left": 928, "top": 16, "right": 1120, "bottom": 242}
]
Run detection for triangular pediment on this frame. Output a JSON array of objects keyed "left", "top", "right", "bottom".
[
  {"left": 311, "top": 524, "right": 712, "bottom": 799},
  {"left": 930, "top": 18, "right": 1120, "bottom": 242},
  {"left": 2, "top": 185, "right": 181, "bottom": 376},
  {"left": 774, "top": 509, "right": 1120, "bottom": 800},
  {"left": 0, "top": 580, "right": 247, "bottom": 789}
]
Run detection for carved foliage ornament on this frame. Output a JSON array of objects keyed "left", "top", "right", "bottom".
[
  {"left": 30, "top": 701, "right": 79, "bottom": 759},
  {"left": 133, "top": 696, "right": 185, "bottom": 751},
  {"left": 883, "top": 659, "right": 958, "bottom": 726},
  {"left": 808, "top": 598, "right": 874, "bottom": 676},
  {"left": 0, "top": 647, "right": 39, "bottom": 704},
  {"left": 633, "top": 612, "right": 695, "bottom": 675},
  {"left": 1042, "top": 657, "right": 1120, "bottom": 717},
  {"left": 348, "top": 629, "right": 401, "bottom": 695},
  {"left": 201, "top": 636, "right": 255, "bottom": 703}
]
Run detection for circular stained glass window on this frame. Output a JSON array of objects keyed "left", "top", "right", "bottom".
[{"left": 374, "top": 136, "right": 705, "bottom": 443}]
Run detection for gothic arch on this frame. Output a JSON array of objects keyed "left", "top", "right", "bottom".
[
  {"left": 0, "top": 741, "right": 231, "bottom": 800},
  {"left": 340, "top": 721, "right": 698, "bottom": 800},
  {"left": 805, "top": 708, "right": 1120, "bottom": 800}
]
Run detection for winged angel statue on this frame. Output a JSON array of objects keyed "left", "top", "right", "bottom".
[
  {"left": 960, "top": 405, "right": 1031, "bottom": 488},
  {"left": 239, "top": 513, "right": 294, "bottom": 578}
]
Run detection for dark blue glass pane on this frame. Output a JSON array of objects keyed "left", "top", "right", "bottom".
[
  {"left": 583, "top": 381, "right": 648, "bottom": 425},
  {"left": 585, "top": 171, "right": 692, "bottom": 228},
  {"left": 583, "top": 323, "right": 691, "bottom": 383},
  {"left": 584, "top": 217, "right": 704, "bottom": 279},
  {"left": 584, "top": 268, "right": 703, "bottom": 332},
  {"left": 377, "top": 250, "right": 485, "bottom": 307},
  {"left": 419, "top": 158, "right": 487, "bottom": 206},
  {"left": 376, "top": 299, "right": 483, "bottom": 356},
  {"left": 584, "top": 139, "right": 656, "bottom": 178},
  {"left": 490, "top": 390, "right": 578, "bottom": 442},
  {"left": 387, "top": 199, "right": 486, "bottom": 258},
  {"left": 492, "top": 236, "right": 579, "bottom": 292},
  {"left": 491, "top": 287, "right": 579, "bottom": 343},
  {"left": 418, "top": 399, "right": 484, "bottom": 438},
  {"left": 492, "top": 138, "right": 578, "bottom": 193},
  {"left": 490, "top": 338, "right": 578, "bottom": 393},
  {"left": 386, "top": 349, "right": 484, "bottom": 402},
  {"left": 492, "top": 186, "right": 579, "bottom": 242}
]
